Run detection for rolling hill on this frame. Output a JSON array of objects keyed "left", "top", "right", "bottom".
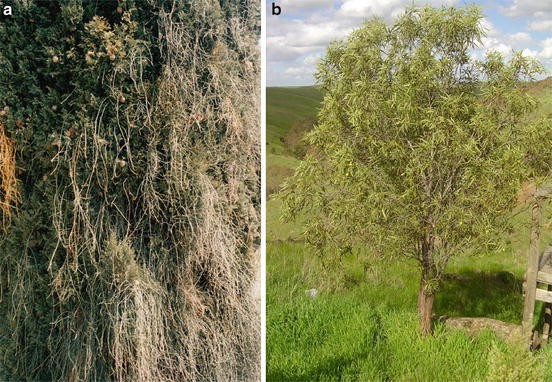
[{"left": 266, "top": 86, "right": 323, "bottom": 195}]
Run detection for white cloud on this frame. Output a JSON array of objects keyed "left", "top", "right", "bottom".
[
  {"left": 480, "top": 16, "right": 533, "bottom": 52},
  {"left": 285, "top": 53, "right": 323, "bottom": 77},
  {"left": 540, "top": 38, "right": 552, "bottom": 59},
  {"left": 267, "top": 10, "right": 357, "bottom": 84},
  {"left": 523, "top": 38, "right": 552, "bottom": 70},
  {"left": 338, "top": 0, "right": 457, "bottom": 19},
  {"left": 278, "top": 0, "right": 335, "bottom": 14},
  {"left": 267, "top": 0, "right": 552, "bottom": 86},
  {"left": 500, "top": 0, "right": 552, "bottom": 17},
  {"left": 528, "top": 19, "right": 552, "bottom": 31},
  {"left": 480, "top": 31, "right": 532, "bottom": 56},
  {"left": 522, "top": 48, "right": 538, "bottom": 57},
  {"left": 481, "top": 37, "right": 512, "bottom": 55},
  {"left": 481, "top": 18, "right": 500, "bottom": 37},
  {"left": 267, "top": 17, "right": 354, "bottom": 64},
  {"left": 267, "top": 0, "right": 465, "bottom": 85},
  {"left": 303, "top": 53, "right": 322, "bottom": 66},
  {"left": 509, "top": 32, "right": 533, "bottom": 45},
  {"left": 338, "top": 0, "right": 402, "bottom": 18},
  {"left": 267, "top": 36, "right": 316, "bottom": 62}
]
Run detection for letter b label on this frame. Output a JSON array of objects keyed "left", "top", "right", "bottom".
[{"left": 272, "top": 2, "right": 281, "bottom": 15}]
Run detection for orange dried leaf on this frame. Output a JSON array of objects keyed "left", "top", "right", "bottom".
[{"left": 0, "top": 122, "right": 20, "bottom": 230}]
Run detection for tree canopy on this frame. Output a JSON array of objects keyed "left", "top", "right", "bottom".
[{"left": 282, "top": 5, "right": 551, "bottom": 333}]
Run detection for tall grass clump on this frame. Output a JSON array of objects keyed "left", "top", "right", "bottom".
[
  {"left": 487, "top": 341, "right": 545, "bottom": 382},
  {"left": 0, "top": 1, "right": 260, "bottom": 381}
]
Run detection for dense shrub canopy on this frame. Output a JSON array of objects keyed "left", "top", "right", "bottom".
[{"left": 0, "top": 1, "right": 260, "bottom": 380}]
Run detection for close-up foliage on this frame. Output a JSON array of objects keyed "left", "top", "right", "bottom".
[{"left": 0, "top": 1, "right": 260, "bottom": 381}]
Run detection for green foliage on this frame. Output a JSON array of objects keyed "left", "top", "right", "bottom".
[
  {"left": 0, "top": 0, "right": 260, "bottom": 380},
  {"left": 282, "top": 5, "right": 549, "bottom": 287}
]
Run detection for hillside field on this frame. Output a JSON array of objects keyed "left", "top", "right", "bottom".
[{"left": 266, "top": 80, "right": 552, "bottom": 381}]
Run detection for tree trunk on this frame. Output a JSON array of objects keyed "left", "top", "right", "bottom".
[{"left": 418, "top": 269, "right": 436, "bottom": 335}]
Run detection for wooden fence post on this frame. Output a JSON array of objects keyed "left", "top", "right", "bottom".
[
  {"left": 542, "top": 286, "right": 552, "bottom": 345},
  {"left": 523, "top": 201, "right": 541, "bottom": 339}
]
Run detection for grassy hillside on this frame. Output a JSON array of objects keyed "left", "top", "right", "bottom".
[
  {"left": 266, "top": 80, "right": 552, "bottom": 381},
  {"left": 266, "top": 87, "right": 323, "bottom": 195},
  {"left": 266, "top": 86, "right": 323, "bottom": 151},
  {"left": 527, "top": 77, "right": 552, "bottom": 120}
]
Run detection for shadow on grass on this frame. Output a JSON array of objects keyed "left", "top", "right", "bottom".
[{"left": 434, "top": 271, "right": 524, "bottom": 323}]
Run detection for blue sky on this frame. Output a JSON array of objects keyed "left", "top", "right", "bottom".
[{"left": 267, "top": 0, "right": 552, "bottom": 86}]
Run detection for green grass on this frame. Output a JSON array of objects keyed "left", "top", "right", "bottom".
[
  {"left": 267, "top": 81, "right": 552, "bottom": 381},
  {"left": 267, "top": 229, "right": 552, "bottom": 380},
  {"left": 267, "top": 240, "right": 552, "bottom": 381},
  {"left": 527, "top": 77, "right": 552, "bottom": 120},
  {"left": 266, "top": 87, "right": 323, "bottom": 152}
]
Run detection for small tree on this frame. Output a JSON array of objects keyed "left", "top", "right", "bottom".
[{"left": 282, "top": 6, "right": 550, "bottom": 334}]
